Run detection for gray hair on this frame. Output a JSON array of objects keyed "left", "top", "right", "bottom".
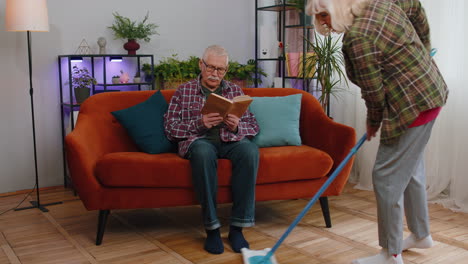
[
  {"left": 305, "top": 0, "right": 370, "bottom": 35},
  {"left": 202, "top": 45, "right": 229, "bottom": 65}
]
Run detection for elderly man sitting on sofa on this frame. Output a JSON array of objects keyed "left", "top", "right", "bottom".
[{"left": 164, "top": 45, "right": 259, "bottom": 254}]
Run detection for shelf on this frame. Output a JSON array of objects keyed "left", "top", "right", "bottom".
[
  {"left": 284, "top": 76, "right": 317, "bottom": 80},
  {"left": 62, "top": 102, "right": 81, "bottom": 107},
  {"left": 255, "top": 0, "right": 315, "bottom": 88},
  {"left": 95, "top": 82, "right": 152, "bottom": 86},
  {"left": 59, "top": 53, "right": 155, "bottom": 188},
  {"left": 285, "top": 24, "right": 314, "bottom": 29},
  {"left": 257, "top": 4, "right": 296, "bottom": 12},
  {"left": 58, "top": 54, "right": 154, "bottom": 58},
  {"left": 257, "top": 58, "right": 285, "bottom": 61}
]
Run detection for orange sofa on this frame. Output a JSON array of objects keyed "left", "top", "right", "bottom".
[{"left": 65, "top": 88, "right": 356, "bottom": 245}]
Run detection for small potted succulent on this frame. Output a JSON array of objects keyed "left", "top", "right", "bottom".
[
  {"left": 71, "top": 65, "right": 96, "bottom": 103},
  {"left": 133, "top": 72, "right": 141, "bottom": 83},
  {"left": 108, "top": 12, "right": 159, "bottom": 55},
  {"left": 112, "top": 75, "right": 120, "bottom": 84},
  {"left": 133, "top": 66, "right": 141, "bottom": 83}
]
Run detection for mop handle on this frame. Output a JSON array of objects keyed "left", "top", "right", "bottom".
[{"left": 262, "top": 133, "right": 367, "bottom": 261}]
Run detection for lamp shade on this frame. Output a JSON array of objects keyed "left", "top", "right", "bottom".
[{"left": 5, "top": 0, "right": 49, "bottom": 32}]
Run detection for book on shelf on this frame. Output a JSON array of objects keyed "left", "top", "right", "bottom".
[{"left": 201, "top": 93, "right": 253, "bottom": 118}]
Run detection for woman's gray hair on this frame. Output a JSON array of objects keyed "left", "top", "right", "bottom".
[
  {"left": 305, "top": 0, "right": 370, "bottom": 35},
  {"left": 202, "top": 45, "right": 229, "bottom": 65}
]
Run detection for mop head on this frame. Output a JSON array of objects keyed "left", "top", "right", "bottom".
[{"left": 241, "top": 248, "right": 278, "bottom": 264}]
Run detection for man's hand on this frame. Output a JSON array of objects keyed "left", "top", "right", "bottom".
[
  {"left": 224, "top": 114, "right": 240, "bottom": 132},
  {"left": 366, "top": 123, "right": 380, "bottom": 141},
  {"left": 203, "top": 113, "right": 223, "bottom": 129}
]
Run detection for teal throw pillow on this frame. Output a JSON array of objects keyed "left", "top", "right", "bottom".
[
  {"left": 249, "top": 94, "right": 302, "bottom": 147},
  {"left": 111, "top": 91, "right": 174, "bottom": 154}
]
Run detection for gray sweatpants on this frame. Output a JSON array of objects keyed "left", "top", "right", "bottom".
[{"left": 373, "top": 120, "right": 435, "bottom": 255}]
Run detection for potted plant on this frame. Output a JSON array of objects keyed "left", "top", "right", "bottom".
[
  {"left": 112, "top": 75, "right": 120, "bottom": 84},
  {"left": 154, "top": 54, "right": 199, "bottom": 89},
  {"left": 108, "top": 12, "right": 159, "bottom": 55},
  {"left": 71, "top": 65, "right": 96, "bottom": 103},
  {"left": 141, "top": 63, "right": 154, "bottom": 83},
  {"left": 226, "top": 59, "right": 267, "bottom": 87},
  {"left": 304, "top": 33, "right": 348, "bottom": 116},
  {"left": 153, "top": 55, "right": 267, "bottom": 89}
]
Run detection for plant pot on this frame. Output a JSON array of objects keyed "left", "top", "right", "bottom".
[
  {"left": 163, "top": 80, "right": 186, "bottom": 90},
  {"left": 133, "top": 77, "right": 141, "bottom": 83},
  {"left": 123, "top": 39, "right": 140, "bottom": 55},
  {"left": 144, "top": 73, "right": 154, "bottom": 83},
  {"left": 112, "top": 77, "right": 120, "bottom": 84},
  {"left": 230, "top": 79, "right": 247, "bottom": 88},
  {"left": 74, "top": 87, "right": 90, "bottom": 103}
]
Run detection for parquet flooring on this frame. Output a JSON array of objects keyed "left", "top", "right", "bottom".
[{"left": 0, "top": 184, "right": 466, "bottom": 263}]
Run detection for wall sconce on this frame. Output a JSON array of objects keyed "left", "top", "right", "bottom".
[
  {"left": 109, "top": 56, "right": 123, "bottom": 62},
  {"left": 70, "top": 56, "right": 83, "bottom": 62}
]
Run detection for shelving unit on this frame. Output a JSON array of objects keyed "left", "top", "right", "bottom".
[
  {"left": 58, "top": 54, "right": 154, "bottom": 187},
  {"left": 254, "top": 1, "right": 315, "bottom": 89}
]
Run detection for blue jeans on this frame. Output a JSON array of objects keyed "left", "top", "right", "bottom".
[{"left": 186, "top": 138, "right": 259, "bottom": 230}]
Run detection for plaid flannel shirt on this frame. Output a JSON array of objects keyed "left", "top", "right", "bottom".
[
  {"left": 164, "top": 77, "right": 259, "bottom": 157},
  {"left": 342, "top": 0, "right": 448, "bottom": 144}
]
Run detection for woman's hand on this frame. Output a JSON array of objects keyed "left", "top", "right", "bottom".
[{"left": 366, "top": 124, "right": 380, "bottom": 141}]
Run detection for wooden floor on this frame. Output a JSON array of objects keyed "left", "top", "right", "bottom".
[{"left": 0, "top": 183, "right": 467, "bottom": 264}]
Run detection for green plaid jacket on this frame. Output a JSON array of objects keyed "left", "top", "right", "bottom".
[{"left": 342, "top": 0, "right": 448, "bottom": 144}]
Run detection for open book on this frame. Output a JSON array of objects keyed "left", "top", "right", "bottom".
[{"left": 201, "top": 93, "right": 253, "bottom": 118}]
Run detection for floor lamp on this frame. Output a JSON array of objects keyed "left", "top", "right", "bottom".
[{"left": 5, "top": 0, "right": 62, "bottom": 212}]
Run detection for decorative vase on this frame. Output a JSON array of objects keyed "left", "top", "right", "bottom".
[
  {"left": 133, "top": 77, "right": 141, "bottom": 83},
  {"left": 74, "top": 87, "right": 90, "bottom": 103},
  {"left": 123, "top": 39, "right": 140, "bottom": 55},
  {"left": 120, "top": 72, "right": 130, "bottom": 83},
  {"left": 112, "top": 77, "right": 120, "bottom": 84}
]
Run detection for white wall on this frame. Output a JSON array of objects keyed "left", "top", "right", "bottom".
[{"left": 0, "top": 0, "right": 254, "bottom": 193}]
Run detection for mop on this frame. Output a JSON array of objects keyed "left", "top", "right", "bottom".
[{"left": 242, "top": 133, "right": 367, "bottom": 264}]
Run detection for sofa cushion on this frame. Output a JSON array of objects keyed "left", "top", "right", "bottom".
[
  {"left": 111, "top": 91, "right": 174, "bottom": 154},
  {"left": 95, "top": 145, "right": 333, "bottom": 188},
  {"left": 249, "top": 94, "right": 302, "bottom": 147}
]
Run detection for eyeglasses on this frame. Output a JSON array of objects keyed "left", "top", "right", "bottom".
[{"left": 202, "top": 60, "right": 228, "bottom": 75}]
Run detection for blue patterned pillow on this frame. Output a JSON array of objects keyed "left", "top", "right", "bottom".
[{"left": 249, "top": 94, "right": 302, "bottom": 147}]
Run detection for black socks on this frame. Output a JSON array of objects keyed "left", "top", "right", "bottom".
[
  {"left": 228, "top": 225, "right": 249, "bottom": 253},
  {"left": 204, "top": 226, "right": 250, "bottom": 254},
  {"left": 204, "top": 228, "right": 224, "bottom": 254}
]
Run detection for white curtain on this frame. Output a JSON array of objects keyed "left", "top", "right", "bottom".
[{"left": 332, "top": 0, "right": 468, "bottom": 212}]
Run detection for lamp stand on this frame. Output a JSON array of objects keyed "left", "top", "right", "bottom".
[{"left": 14, "top": 31, "right": 62, "bottom": 213}]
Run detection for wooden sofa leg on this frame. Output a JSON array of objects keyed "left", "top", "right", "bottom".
[
  {"left": 96, "top": 210, "right": 110, "bottom": 245},
  {"left": 319, "top": 197, "right": 332, "bottom": 228}
]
